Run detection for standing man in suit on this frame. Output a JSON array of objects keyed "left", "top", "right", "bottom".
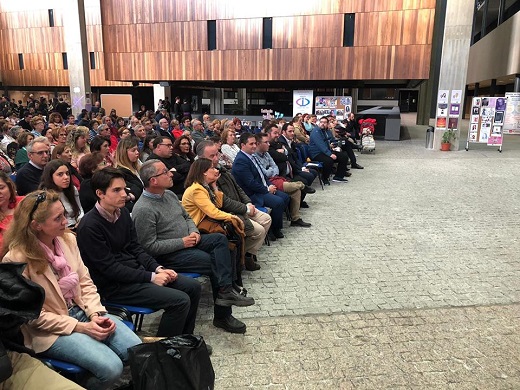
[{"left": 232, "top": 133, "right": 289, "bottom": 239}]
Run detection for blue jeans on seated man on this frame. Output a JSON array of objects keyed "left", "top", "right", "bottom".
[
  {"left": 250, "top": 191, "right": 290, "bottom": 232},
  {"left": 156, "top": 233, "right": 233, "bottom": 321},
  {"left": 43, "top": 306, "right": 141, "bottom": 390}
]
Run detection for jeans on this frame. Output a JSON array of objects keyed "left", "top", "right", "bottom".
[
  {"left": 43, "top": 307, "right": 141, "bottom": 390},
  {"left": 156, "top": 233, "right": 232, "bottom": 320}
]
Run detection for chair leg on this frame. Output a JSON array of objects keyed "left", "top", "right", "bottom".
[
  {"left": 317, "top": 171, "right": 324, "bottom": 190},
  {"left": 136, "top": 314, "right": 145, "bottom": 332}
]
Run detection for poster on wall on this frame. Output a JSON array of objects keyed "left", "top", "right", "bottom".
[
  {"left": 503, "top": 92, "right": 520, "bottom": 135},
  {"left": 292, "top": 90, "right": 314, "bottom": 117},
  {"left": 314, "top": 96, "right": 351, "bottom": 120},
  {"left": 450, "top": 90, "right": 462, "bottom": 104}
]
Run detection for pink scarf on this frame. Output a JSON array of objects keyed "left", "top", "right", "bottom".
[{"left": 40, "top": 238, "right": 79, "bottom": 306}]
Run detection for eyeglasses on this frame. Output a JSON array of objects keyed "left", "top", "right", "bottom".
[
  {"left": 159, "top": 143, "right": 174, "bottom": 148},
  {"left": 29, "top": 192, "right": 46, "bottom": 220},
  {"left": 151, "top": 169, "right": 169, "bottom": 178},
  {"left": 30, "top": 150, "right": 50, "bottom": 156}
]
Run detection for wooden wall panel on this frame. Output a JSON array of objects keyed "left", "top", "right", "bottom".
[
  {"left": 217, "top": 19, "right": 262, "bottom": 50},
  {"left": 0, "top": 0, "right": 436, "bottom": 86},
  {"left": 272, "top": 15, "right": 343, "bottom": 49}
]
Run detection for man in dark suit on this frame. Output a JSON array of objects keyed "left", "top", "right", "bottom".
[{"left": 231, "top": 133, "right": 289, "bottom": 239}]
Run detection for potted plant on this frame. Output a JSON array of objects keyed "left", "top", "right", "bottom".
[{"left": 440, "top": 129, "right": 456, "bottom": 151}]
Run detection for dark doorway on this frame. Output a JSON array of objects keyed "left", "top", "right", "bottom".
[{"left": 398, "top": 90, "right": 419, "bottom": 113}]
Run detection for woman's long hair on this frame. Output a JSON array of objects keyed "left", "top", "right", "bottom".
[
  {"left": 39, "top": 160, "right": 80, "bottom": 218},
  {"left": 115, "top": 137, "right": 141, "bottom": 176},
  {"left": 172, "top": 135, "right": 195, "bottom": 160},
  {"left": 2, "top": 190, "right": 64, "bottom": 273},
  {"left": 66, "top": 126, "right": 90, "bottom": 157},
  {"left": 0, "top": 172, "right": 17, "bottom": 221},
  {"left": 184, "top": 158, "right": 212, "bottom": 188}
]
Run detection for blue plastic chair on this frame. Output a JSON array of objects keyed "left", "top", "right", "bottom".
[
  {"left": 178, "top": 272, "right": 202, "bottom": 279},
  {"left": 103, "top": 303, "right": 155, "bottom": 332}
]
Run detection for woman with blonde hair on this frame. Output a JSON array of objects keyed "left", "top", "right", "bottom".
[
  {"left": 220, "top": 128, "right": 240, "bottom": 164},
  {"left": 1, "top": 190, "right": 141, "bottom": 389},
  {"left": 66, "top": 126, "right": 90, "bottom": 169},
  {"left": 47, "top": 112, "right": 64, "bottom": 130},
  {"left": 114, "top": 137, "right": 143, "bottom": 211}
]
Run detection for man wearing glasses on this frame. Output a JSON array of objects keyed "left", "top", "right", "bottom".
[{"left": 15, "top": 137, "right": 50, "bottom": 195}]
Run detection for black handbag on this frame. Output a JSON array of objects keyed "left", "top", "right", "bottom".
[{"left": 128, "top": 334, "right": 215, "bottom": 390}]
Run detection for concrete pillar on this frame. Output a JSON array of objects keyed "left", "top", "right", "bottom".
[
  {"left": 210, "top": 88, "right": 224, "bottom": 115},
  {"left": 153, "top": 84, "right": 167, "bottom": 111},
  {"left": 490, "top": 79, "right": 497, "bottom": 96},
  {"left": 351, "top": 88, "right": 358, "bottom": 114},
  {"left": 433, "top": 0, "right": 474, "bottom": 151},
  {"left": 238, "top": 88, "right": 247, "bottom": 115},
  {"left": 63, "top": 0, "right": 92, "bottom": 116}
]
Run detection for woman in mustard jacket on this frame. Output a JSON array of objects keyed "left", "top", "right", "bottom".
[{"left": 1, "top": 190, "right": 141, "bottom": 390}]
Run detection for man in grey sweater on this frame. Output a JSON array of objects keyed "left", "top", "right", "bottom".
[{"left": 132, "top": 159, "right": 254, "bottom": 334}]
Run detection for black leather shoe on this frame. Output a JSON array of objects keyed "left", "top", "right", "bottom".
[
  {"left": 216, "top": 287, "right": 255, "bottom": 307},
  {"left": 345, "top": 172, "right": 352, "bottom": 177},
  {"left": 290, "top": 218, "right": 312, "bottom": 227},
  {"left": 300, "top": 201, "right": 309, "bottom": 208},
  {"left": 245, "top": 256, "right": 261, "bottom": 271},
  {"left": 323, "top": 179, "right": 331, "bottom": 185},
  {"left": 303, "top": 185, "right": 316, "bottom": 194},
  {"left": 273, "top": 229, "right": 284, "bottom": 239},
  {"left": 213, "top": 315, "right": 246, "bottom": 334},
  {"left": 267, "top": 231, "right": 277, "bottom": 241},
  {"left": 352, "top": 164, "right": 364, "bottom": 169}
]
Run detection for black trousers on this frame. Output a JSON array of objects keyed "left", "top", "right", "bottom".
[
  {"left": 312, "top": 151, "right": 349, "bottom": 180},
  {"left": 104, "top": 275, "right": 201, "bottom": 337},
  {"left": 156, "top": 233, "right": 233, "bottom": 320}
]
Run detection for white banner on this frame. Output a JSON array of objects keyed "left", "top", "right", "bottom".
[
  {"left": 293, "top": 90, "right": 313, "bottom": 117},
  {"left": 504, "top": 92, "right": 520, "bottom": 135}
]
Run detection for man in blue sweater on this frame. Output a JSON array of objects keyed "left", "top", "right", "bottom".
[
  {"left": 76, "top": 168, "right": 201, "bottom": 337},
  {"left": 131, "top": 160, "right": 254, "bottom": 334}
]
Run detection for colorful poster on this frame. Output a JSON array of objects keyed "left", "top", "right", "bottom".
[
  {"left": 315, "top": 96, "right": 351, "bottom": 120},
  {"left": 449, "top": 104, "right": 460, "bottom": 117},
  {"left": 448, "top": 118, "right": 458, "bottom": 130},
  {"left": 451, "top": 90, "right": 463, "bottom": 104},
  {"left": 436, "top": 117, "right": 447, "bottom": 128},
  {"left": 438, "top": 90, "right": 449, "bottom": 104},
  {"left": 504, "top": 92, "right": 520, "bottom": 134},
  {"left": 437, "top": 104, "right": 448, "bottom": 117},
  {"left": 292, "top": 90, "right": 313, "bottom": 117},
  {"left": 487, "top": 135, "right": 502, "bottom": 146},
  {"left": 471, "top": 115, "right": 480, "bottom": 123}
]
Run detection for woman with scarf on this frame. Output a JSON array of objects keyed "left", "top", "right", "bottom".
[{"left": 1, "top": 190, "right": 141, "bottom": 390}]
